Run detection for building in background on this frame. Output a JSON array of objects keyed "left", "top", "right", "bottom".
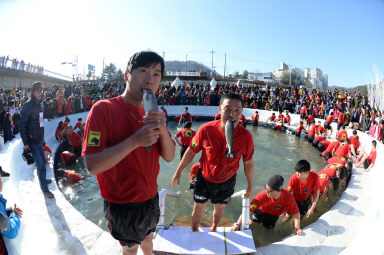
[{"left": 248, "top": 72, "right": 275, "bottom": 83}]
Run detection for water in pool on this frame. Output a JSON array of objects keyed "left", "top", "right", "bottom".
[{"left": 59, "top": 121, "right": 343, "bottom": 247}]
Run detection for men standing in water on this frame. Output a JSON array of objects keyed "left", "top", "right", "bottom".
[
  {"left": 178, "top": 107, "right": 192, "bottom": 126},
  {"left": 82, "top": 51, "right": 175, "bottom": 255},
  {"left": 175, "top": 121, "right": 196, "bottom": 160},
  {"left": 172, "top": 93, "right": 254, "bottom": 232}
]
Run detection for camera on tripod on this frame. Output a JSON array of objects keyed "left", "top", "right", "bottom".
[{"left": 22, "top": 148, "right": 35, "bottom": 165}]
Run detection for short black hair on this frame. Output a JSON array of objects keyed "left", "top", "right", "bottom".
[
  {"left": 295, "top": 159, "right": 311, "bottom": 172},
  {"left": 31, "top": 81, "right": 42, "bottom": 92},
  {"left": 219, "top": 93, "right": 243, "bottom": 105},
  {"left": 372, "top": 140, "right": 377, "bottom": 147},
  {"left": 184, "top": 121, "right": 192, "bottom": 129},
  {"left": 126, "top": 51, "right": 164, "bottom": 79},
  {"left": 352, "top": 130, "right": 357, "bottom": 135},
  {"left": 78, "top": 118, "right": 82, "bottom": 121}
]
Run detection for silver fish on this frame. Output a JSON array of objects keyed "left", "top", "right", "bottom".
[
  {"left": 143, "top": 89, "right": 158, "bottom": 151},
  {"left": 0, "top": 212, "right": 10, "bottom": 233},
  {"left": 224, "top": 120, "right": 235, "bottom": 158}
]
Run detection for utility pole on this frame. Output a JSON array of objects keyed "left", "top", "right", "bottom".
[
  {"left": 162, "top": 51, "right": 165, "bottom": 59},
  {"left": 224, "top": 53, "right": 226, "bottom": 77},
  {"left": 185, "top": 54, "right": 188, "bottom": 73},
  {"left": 102, "top": 57, "right": 105, "bottom": 80},
  {"left": 210, "top": 49, "right": 215, "bottom": 77}
]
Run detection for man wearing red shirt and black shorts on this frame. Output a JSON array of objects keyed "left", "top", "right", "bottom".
[
  {"left": 324, "top": 112, "right": 335, "bottom": 137},
  {"left": 66, "top": 125, "right": 82, "bottom": 156},
  {"left": 172, "top": 93, "right": 254, "bottom": 232},
  {"left": 82, "top": 52, "right": 175, "bottom": 255},
  {"left": 231, "top": 175, "right": 302, "bottom": 235},
  {"left": 175, "top": 121, "right": 196, "bottom": 160},
  {"left": 178, "top": 107, "right": 192, "bottom": 126},
  {"left": 318, "top": 162, "right": 349, "bottom": 200},
  {"left": 354, "top": 140, "right": 377, "bottom": 172},
  {"left": 286, "top": 160, "right": 320, "bottom": 219},
  {"left": 322, "top": 140, "right": 340, "bottom": 161}
]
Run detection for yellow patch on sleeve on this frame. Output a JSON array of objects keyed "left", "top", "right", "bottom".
[
  {"left": 87, "top": 131, "right": 101, "bottom": 146},
  {"left": 250, "top": 204, "right": 257, "bottom": 211},
  {"left": 287, "top": 186, "right": 292, "bottom": 191},
  {"left": 319, "top": 174, "right": 327, "bottom": 179},
  {"left": 191, "top": 140, "right": 198, "bottom": 149}
]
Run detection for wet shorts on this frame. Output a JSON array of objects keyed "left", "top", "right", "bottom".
[
  {"left": 324, "top": 122, "right": 332, "bottom": 130},
  {"left": 251, "top": 209, "right": 279, "bottom": 229},
  {"left": 300, "top": 113, "right": 306, "bottom": 119},
  {"left": 295, "top": 196, "right": 311, "bottom": 216},
  {"left": 193, "top": 168, "right": 236, "bottom": 204},
  {"left": 363, "top": 158, "right": 370, "bottom": 169},
  {"left": 104, "top": 194, "right": 160, "bottom": 247}
]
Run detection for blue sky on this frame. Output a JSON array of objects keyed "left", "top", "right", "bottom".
[{"left": 0, "top": 0, "right": 383, "bottom": 87}]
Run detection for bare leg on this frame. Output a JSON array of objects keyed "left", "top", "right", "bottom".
[
  {"left": 211, "top": 203, "right": 226, "bottom": 232},
  {"left": 192, "top": 202, "right": 207, "bottom": 231},
  {"left": 355, "top": 153, "right": 368, "bottom": 167},
  {"left": 139, "top": 232, "right": 154, "bottom": 255},
  {"left": 122, "top": 244, "right": 139, "bottom": 255}
]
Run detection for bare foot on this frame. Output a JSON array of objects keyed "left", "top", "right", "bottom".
[
  {"left": 210, "top": 226, "right": 217, "bottom": 232},
  {"left": 192, "top": 226, "right": 199, "bottom": 232}
]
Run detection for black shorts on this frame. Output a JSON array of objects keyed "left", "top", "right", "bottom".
[
  {"left": 251, "top": 209, "right": 279, "bottom": 229},
  {"left": 363, "top": 158, "right": 370, "bottom": 169},
  {"left": 104, "top": 194, "right": 160, "bottom": 247},
  {"left": 324, "top": 122, "right": 332, "bottom": 130},
  {"left": 337, "top": 123, "right": 343, "bottom": 130},
  {"left": 308, "top": 136, "right": 314, "bottom": 142},
  {"left": 318, "top": 142, "right": 325, "bottom": 152},
  {"left": 296, "top": 196, "right": 311, "bottom": 216},
  {"left": 324, "top": 151, "right": 331, "bottom": 161},
  {"left": 312, "top": 140, "right": 319, "bottom": 147},
  {"left": 180, "top": 145, "right": 189, "bottom": 160},
  {"left": 252, "top": 121, "right": 258, "bottom": 126},
  {"left": 193, "top": 168, "right": 236, "bottom": 204},
  {"left": 295, "top": 131, "right": 301, "bottom": 137},
  {"left": 300, "top": 113, "right": 306, "bottom": 119}
]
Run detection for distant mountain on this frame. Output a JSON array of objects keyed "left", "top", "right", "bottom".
[
  {"left": 328, "top": 85, "right": 367, "bottom": 94},
  {"left": 165, "top": 60, "right": 217, "bottom": 75}
]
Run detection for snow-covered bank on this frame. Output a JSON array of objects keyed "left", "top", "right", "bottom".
[{"left": 0, "top": 105, "right": 382, "bottom": 254}]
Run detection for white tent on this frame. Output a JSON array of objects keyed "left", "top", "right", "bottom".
[
  {"left": 236, "top": 79, "right": 241, "bottom": 87},
  {"left": 171, "top": 77, "right": 182, "bottom": 88},
  {"left": 210, "top": 78, "right": 217, "bottom": 91}
]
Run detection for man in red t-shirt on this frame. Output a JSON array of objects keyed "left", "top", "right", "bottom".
[
  {"left": 318, "top": 162, "right": 350, "bottom": 200},
  {"left": 337, "top": 110, "right": 345, "bottom": 131},
  {"left": 175, "top": 121, "right": 196, "bottom": 160},
  {"left": 349, "top": 130, "right": 361, "bottom": 154},
  {"left": 286, "top": 160, "right": 320, "bottom": 218},
  {"left": 295, "top": 121, "right": 304, "bottom": 137},
  {"left": 336, "top": 125, "right": 348, "bottom": 142},
  {"left": 354, "top": 140, "right": 377, "bottom": 172},
  {"left": 172, "top": 93, "right": 254, "bottom": 232},
  {"left": 300, "top": 104, "right": 308, "bottom": 119},
  {"left": 66, "top": 125, "right": 82, "bottom": 156},
  {"left": 322, "top": 140, "right": 340, "bottom": 161},
  {"left": 318, "top": 139, "right": 331, "bottom": 152},
  {"left": 178, "top": 107, "right": 192, "bottom": 126},
  {"left": 324, "top": 111, "right": 335, "bottom": 137},
  {"left": 305, "top": 121, "right": 317, "bottom": 142},
  {"left": 231, "top": 175, "right": 302, "bottom": 235},
  {"left": 252, "top": 111, "right": 259, "bottom": 126},
  {"left": 316, "top": 121, "right": 326, "bottom": 136},
  {"left": 333, "top": 138, "right": 355, "bottom": 159},
  {"left": 267, "top": 113, "right": 276, "bottom": 122},
  {"left": 284, "top": 111, "right": 291, "bottom": 125},
  {"left": 82, "top": 51, "right": 175, "bottom": 254}
]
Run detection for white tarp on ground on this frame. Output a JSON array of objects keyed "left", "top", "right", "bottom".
[
  {"left": 153, "top": 226, "right": 256, "bottom": 254},
  {"left": 171, "top": 76, "right": 182, "bottom": 88}
]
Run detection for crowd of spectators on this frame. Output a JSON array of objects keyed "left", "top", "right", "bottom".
[
  {"left": 0, "top": 80, "right": 383, "bottom": 147},
  {"left": 0, "top": 55, "right": 44, "bottom": 75}
]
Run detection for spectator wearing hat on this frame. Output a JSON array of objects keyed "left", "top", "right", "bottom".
[{"left": 231, "top": 174, "right": 302, "bottom": 235}]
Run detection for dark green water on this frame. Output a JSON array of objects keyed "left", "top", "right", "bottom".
[{"left": 60, "top": 121, "right": 342, "bottom": 247}]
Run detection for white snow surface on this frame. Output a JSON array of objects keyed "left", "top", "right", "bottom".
[{"left": 0, "top": 106, "right": 382, "bottom": 255}]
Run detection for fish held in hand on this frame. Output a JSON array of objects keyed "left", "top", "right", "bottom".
[
  {"left": 224, "top": 120, "right": 235, "bottom": 158},
  {"left": 143, "top": 89, "right": 158, "bottom": 151}
]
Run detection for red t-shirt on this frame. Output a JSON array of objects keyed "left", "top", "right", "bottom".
[
  {"left": 333, "top": 141, "right": 351, "bottom": 158},
  {"left": 300, "top": 106, "right": 307, "bottom": 114},
  {"left": 316, "top": 125, "right": 326, "bottom": 134},
  {"left": 296, "top": 124, "right": 304, "bottom": 133},
  {"left": 285, "top": 116, "right": 291, "bottom": 124},
  {"left": 181, "top": 112, "right": 192, "bottom": 122},
  {"left": 325, "top": 115, "right": 334, "bottom": 123},
  {"left": 369, "top": 150, "right": 377, "bottom": 165},
  {"left": 61, "top": 151, "right": 75, "bottom": 165},
  {"left": 249, "top": 189, "right": 299, "bottom": 216},
  {"left": 324, "top": 141, "right": 340, "bottom": 155},
  {"left": 44, "top": 145, "right": 52, "bottom": 154},
  {"left": 55, "top": 127, "right": 63, "bottom": 139},
  {"left": 308, "top": 125, "right": 317, "bottom": 136},
  {"left": 278, "top": 114, "right": 284, "bottom": 121},
  {"left": 190, "top": 163, "right": 200, "bottom": 181},
  {"left": 315, "top": 136, "right": 326, "bottom": 142},
  {"left": 287, "top": 170, "right": 320, "bottom": 201},
  {"left": 252, "top": 113, "right": 259, "bottom": 122},
  {"left": 320, "top": 140, "right": 331, "bottom": 150},
  {"left": 189, "top": 120, "right": 254, "bottom": 183},
  {"left": 269, "top": 115, "right": 276, "bottom": 121},
  {"left": 349, "top": 136, "right": 360, "bottom": 150},
  {"left": 68, "top": 130, "right": 82, "bottom": 148},
  {"left": 176, "top": 128, "right": 196, "bottom": 146},
  {"left": 241, "top": 115, "right": 246, "bottom": 124},
  {"left": 74, "top": 121, "right": 82, "bottom": 130},
  {"left": 307, "top": 115, "right": 314, "bottom": 123},
  {"left": 82, "top": 96, "right": 165, "bottom": 203},
  {"left": 213, "top": 113, "right": 221, "bottom": 120},
  {"left": 338, "top": 113, "right": 344, "bottom": 124},
  {"left": 327, "top": 156, "right": 347, "bottom": 165},
  {"left": 318, "top": 163, "right": 343, "bottom": 193},
  {"left": 337, "top": 130, "right": 348, "bottom": 141}
]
